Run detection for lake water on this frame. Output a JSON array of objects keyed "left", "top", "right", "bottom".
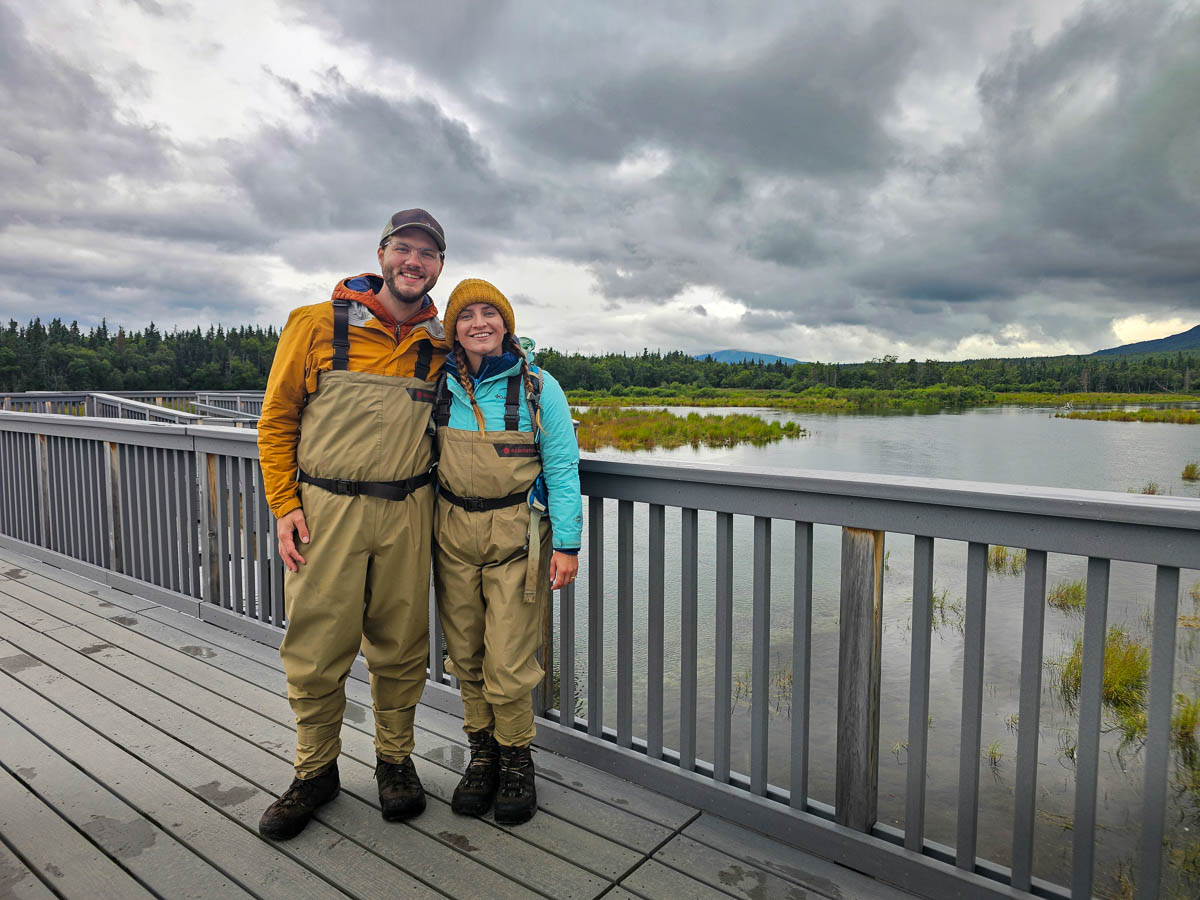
[{"left": 564, "top": 403, "right": 1200, "bottom": 895}]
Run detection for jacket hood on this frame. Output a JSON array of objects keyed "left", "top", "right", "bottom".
[{"left": 332, "top": 273, "right": 440, "bottom": 336}]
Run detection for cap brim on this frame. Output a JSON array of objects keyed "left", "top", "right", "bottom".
[{"left": 382, "top": 223, "right": 446, "bottom": 252}]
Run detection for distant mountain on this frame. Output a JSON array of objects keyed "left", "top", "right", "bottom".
[
  {"left": 1091, "top": 323, "right": 1200, "bottom": 356},
  {"left": 695, "top": 349, "right": 801, "bottom": 365}
]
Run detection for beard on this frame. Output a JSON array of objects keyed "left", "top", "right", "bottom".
[{"left": 382, "top": 258, "right": 439, "bottom": 302}]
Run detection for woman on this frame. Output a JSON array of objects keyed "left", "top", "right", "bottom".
[{"left": 433, "top": 278, "right": 582, "bottom": 825}]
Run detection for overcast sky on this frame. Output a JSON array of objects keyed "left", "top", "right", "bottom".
[{"left": 2, "top": 0, "right": 1198, "bottom": 362}]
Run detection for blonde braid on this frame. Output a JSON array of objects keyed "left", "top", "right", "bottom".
[{"left": 453, "top": 340, "right": 489, "bottom": 432}]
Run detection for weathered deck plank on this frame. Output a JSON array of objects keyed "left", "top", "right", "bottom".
[
  {"left": 0, "top": 607, "right": 589, "bottom": 899},
  {"left": 0, "top": 701, "right": 252, "bottom": 899},
  {"left": 0, "top": 546, "right": 921, "bottom": 900},
  {"left": 0, "top": 836, "right": 57, "bottom": 900},
  {"left": 0, "top": 564, "right": 691, "bottom": 855}
]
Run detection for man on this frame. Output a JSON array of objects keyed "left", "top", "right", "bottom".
[{"left": 256, "top": 209, "right": 449, "bottom": 840}]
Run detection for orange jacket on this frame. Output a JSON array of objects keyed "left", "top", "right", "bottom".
[{"left": 258, "top": 274, "right": 449, "bottom": 518}]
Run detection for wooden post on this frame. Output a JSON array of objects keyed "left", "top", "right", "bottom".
[
  {"left": 836, "top": 527, "right": 885, "bottom": 832},
  {"left": 35, "top": 434, "right": 51, "bottom": 548},
  {"left": 105, "top": 442, "right": 122, "bottom": 572}
]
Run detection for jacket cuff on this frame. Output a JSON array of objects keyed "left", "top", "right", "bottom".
[
  {"left": 552, "top": 547, "right": 579, "bottom": 555},
  {"left": 271, "top": 496, "right": 302, "bottom": 520}
]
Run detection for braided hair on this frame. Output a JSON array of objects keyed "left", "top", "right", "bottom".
[{"left": 451, "top": 338, "right": 488, "bottom": 431}]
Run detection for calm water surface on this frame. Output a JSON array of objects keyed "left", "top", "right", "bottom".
[{"left": 564, "top": 405, "right": 1200, "bottom": 895}]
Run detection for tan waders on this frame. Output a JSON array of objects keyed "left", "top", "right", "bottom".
[
  {"left": 280, "top": 357, "right": 438, "bottom": 780},
  {"left": 434, "top": 380, "right": 552, "bottom": 754}
]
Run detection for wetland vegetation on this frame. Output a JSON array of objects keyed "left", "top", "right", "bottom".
[{"left": 572, "top": 407, "right": 806, "bottom": 452}]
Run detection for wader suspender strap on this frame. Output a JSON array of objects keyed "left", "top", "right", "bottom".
[
  {"left": 331, "top": 299, "right": 350, "bottom": 370},
  {"left": 434, "top": 377, "right": 451, "bottom": 428},
  {"left": 414, "top": 342, "right": 433, "bottom": 381},
  {"left": 503, "top": 375, "right": 521, "bottom": 431}
]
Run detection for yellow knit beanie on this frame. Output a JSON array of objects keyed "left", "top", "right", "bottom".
[{"left": 444, "top": 278, "right": 516, "bottom": 339}]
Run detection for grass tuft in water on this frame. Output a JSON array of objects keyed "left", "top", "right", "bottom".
[
  {"left": 1174, "top": 694, "right": 1200, "bottom": 764},
  {"left": 1183, "top": 461, "right": 1200, "bottom": 481},
  {"left": 1057, "top": 627, "right": 1150, "bottom": 734},
  {"left": 1048, "top": 579, "right": 1087, "bottom": 613},
  {"left": 984, "top": 741, "right": 1004, "bottom": 768}
]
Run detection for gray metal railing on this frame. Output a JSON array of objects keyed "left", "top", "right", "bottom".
[
  {"left": 0, "top": 391, "right": 261, "bottom": 425},
  {"left": 0, "top": 410, "right": 1197, "bottom": 900}
]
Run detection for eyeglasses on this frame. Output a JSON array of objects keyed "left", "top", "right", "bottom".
[{"left": 385, "top": 241, "right": 441, "bottom": 263}]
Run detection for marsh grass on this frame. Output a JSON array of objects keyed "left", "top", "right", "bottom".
[
  {"left": 572, "top": 407, "right": 806, "bottom": 451},
  {"left": 1048, "top": 579, "right": 1087, "bottom": 613},
  {"left": 988, "top": 545, "right": 1027, "bottom": 576},
  {"left": 1182, "top": 461, "right": 1200, "bottom": 481},
  {"left": 1174, "top": 694, "right": 1200, "bottom": 764},
  {"left": 731, "top": 657, "right": 794, "bottom": 717},
  {"left": 921, "top": 587, "right": 965, "bottom": 632},
  {"left": 985, "top": 741, "right": 1004, "bottom": 768},
  {"left": 1057, "top": 627, "right": 1150, "bottom": 741},
  {"left": 1057, "top": 408, "right": 1200, "bottom": 424},
  {"left": 1137, "top": 481, "right": 1163, "bottom": 495}
]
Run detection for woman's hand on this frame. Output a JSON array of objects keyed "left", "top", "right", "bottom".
[{"left": 549, "top": 551, "right": 579, "bottom": 591}]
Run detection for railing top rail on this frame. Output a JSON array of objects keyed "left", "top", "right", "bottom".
[
  {"left": 582, "top": 456, "right": 1200, "bottom": 532},
  {"left": 3, "top": 407, "right": 1194, "bottom": 536}
]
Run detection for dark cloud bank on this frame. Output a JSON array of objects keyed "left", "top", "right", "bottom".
[{"left": 0, "top": 0, "right": 1196, "bottom": 358}]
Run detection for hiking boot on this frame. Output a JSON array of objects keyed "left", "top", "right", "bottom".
[
  {"left": 376, "top": 756, "right": 426, "bottom": 821},
  {"left": 258, "top": 762, "right": 339, "bottom": 840},
  {"left": 493, "top": 743, "right": 537, "bottom": 825},
  {"left": 452, "top": 729, "right": 500, "bottom": 816}
]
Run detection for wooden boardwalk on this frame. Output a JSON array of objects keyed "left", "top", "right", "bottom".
[{"left": 0, "top": 546, "right": 916, "bottom": 900}]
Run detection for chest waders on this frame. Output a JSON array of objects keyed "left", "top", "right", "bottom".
[
  {"left": 433, "top": 374, "right": 553, "bottom": 748},
  {"left": 280, "top": 299, "right": 438, "bottom": 777}
]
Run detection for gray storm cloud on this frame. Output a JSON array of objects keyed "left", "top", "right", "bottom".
[{"left": 0, "top": 0, "right": 1195, "bottom": 358}]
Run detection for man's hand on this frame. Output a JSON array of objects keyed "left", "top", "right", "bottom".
[
  {"left": 277, "top": 508, "right": 309, "bottom": 572},
  {"left": 549, "top": 551, "right": 579, "bottom": 591}
]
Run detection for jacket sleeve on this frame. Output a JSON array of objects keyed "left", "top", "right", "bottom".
[
  {"left": 257, "top": 306, "right": 314, "bottom": 519},
  {"left": 536, "top": 369, "right": 582, "bottom": 550}
]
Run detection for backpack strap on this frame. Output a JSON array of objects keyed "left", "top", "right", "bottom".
[
  {"left": 331, "top": 299, "right": 350, "bottom": 370},
  {"left": 522, "top": 368, "right": 544, "bottom": 445},
  {"left": 503, "top": 375, "right": 522, "bottom": 431}
]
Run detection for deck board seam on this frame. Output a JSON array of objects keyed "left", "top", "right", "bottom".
[{"left": 606, "top": 808, "right": 707, "bottom": 899}]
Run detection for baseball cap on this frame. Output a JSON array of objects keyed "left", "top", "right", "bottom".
[{"left": 380, "top": 208, "right": 446, "bottom": 252}]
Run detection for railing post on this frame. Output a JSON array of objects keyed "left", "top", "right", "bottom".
[
  {"left": 199, "top": 452, "right": 221, "bottom": 605},
  {"left": 105, "top": 442, "right": 123, "bottom": 572},
  {"left": 836, "top": 526, "right": 884, "bottom": 832}
]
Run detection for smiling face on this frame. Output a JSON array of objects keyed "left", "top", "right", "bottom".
[
  {"left": 455, "top": 302, "right": 506, "bottom": 368},
  {"left": 377, "top": 226, "right": 444, "bottom": 306}
]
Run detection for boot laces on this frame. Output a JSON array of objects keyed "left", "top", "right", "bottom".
[
  {"left": 377, "top": 757, "right": 419, "bottom": 791},
  {"left": 462, "top": 733, "right": 498, "bottom": 788},
  {"left": 498, "top": 746, "right": 533, "bottom": 796}
]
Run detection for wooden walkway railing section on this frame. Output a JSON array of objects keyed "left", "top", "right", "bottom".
[{"left": 0, "top": 406, "right": 1197, "bottom": 900}]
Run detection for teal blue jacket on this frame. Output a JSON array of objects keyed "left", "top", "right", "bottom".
[{"left": 441, "top": 352, "right": 582, "bottom": 551}]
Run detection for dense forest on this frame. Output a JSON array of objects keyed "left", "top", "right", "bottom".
[{"left": 0, "top": 317, "right": 1196, "bottom": 395}]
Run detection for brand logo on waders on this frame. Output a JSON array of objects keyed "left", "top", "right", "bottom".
[
  {"left": 407, "top": 388, "right": 437, "bottom": 403},
  {"left": 494, "top": 444, "right": 539, "bottom": 458}
]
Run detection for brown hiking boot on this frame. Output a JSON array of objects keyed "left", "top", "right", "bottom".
[
  {"left": 258, "top": 762, "right": 339, "bottom": 840},
  {"left": 376, "top": 756, "right": 426, "bottom": 821},
  {"left": 452, "top": 729, "right": 500, "bottom": 816},
  {"left": 493, "top": 743, "right": 537, "bottom": 825}
]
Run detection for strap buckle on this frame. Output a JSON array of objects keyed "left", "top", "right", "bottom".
[
  {"left": 332, "top": 479, "right": 360, "bottom": 496},
  {"left": 461, "top": 496, "right": 486, "bottom": 512}
]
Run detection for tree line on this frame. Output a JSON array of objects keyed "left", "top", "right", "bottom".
[{"left": 0, "top": 317, "right": 1195, "bottom": 395}]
